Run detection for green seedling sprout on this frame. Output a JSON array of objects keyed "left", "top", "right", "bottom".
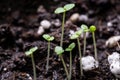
[
  {"left": 70, "top": 29, "right": 83, "bottom": 76},
  {"left": 25, "top": 46, "right": 38, "bottom": 80},
  {"left": 54, "top": 3, "right": 75, "bottom": 47},
  {"left": 65, "top": 42, "right": 76, "bottom": 80},
  {"left": 43, "top": 34, "right": 54, "bottom": 72},
  {"left": 81, "top": 24, "right": 89, "bottom": 55},
  {"left": 89, "top": 25, "right": 97, "bottom": 60},
  {"left": 55, "top": 46, "right": 69, "bottom": 80}
]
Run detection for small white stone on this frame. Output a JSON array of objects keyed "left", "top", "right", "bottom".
[
  {"left": 69, "top": 13, "right": 80, "bottom": 23},
  {"left": 81, "top": 56, "right": 98, "bottom": 71},
  {"left": 106, "top": 36, "right": 120, "bottom": 48},
  {"left": 110, "top": 61, "right": 120, "bottom": 78},
  {"left": 3, "top": 68, "right": 7, "bottom": 71},
  {"left": 107, "top": 22, "right": 113, "bottom": 27},
  {"left": 108, "top": 52, "right": 120, "bottom": 64},
  {"left": 37, "top": 5, "right": 46, "bottom": 13},
  {"left": 37, "top": 26, "right": 44, "bottom": 35},
  {"left": 40, "top": 20, "right": 51, "bottom": 29},
  {"left": 51, "top": 19, "right": 61, "bottom": 27},
  {"left": 79, "top": 15, "right": 88, "bottom": 22},
  {"left": 69, "top": 30, "right": 75, "bottom": 37}
]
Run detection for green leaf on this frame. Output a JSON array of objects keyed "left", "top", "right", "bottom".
[
  {"left": 81, "top": 24, "right": 89, "bottom": 32},
  {"left": 70, "top": 34, "right": 79, "bottom": 39},
  {"left": 25, "top": 51, "right": 32, "bottom": 56},
  {"left": 54, "top": 7, "right": 65, "bottom": 14},
  {"left": 43, "top": 34, "right": 54, "bottom": 41},
  {"left": 55, "top": 46, "right": 64, "bottom": 55},
  {"left": 48, "top": 36, "right": 54, "bottom": 41},
  {"left": 43, "top": 34, "right": 50, "bottom": 40},
  {"left": 76, "top": 29, "right": 83, "bottom": 35},
  {"left": 25, "top": 46, "right": 38, "bottom": 56},
  {"left": 65, "top": 43, "right": 75, "bottom": 51},
  {"left": 64, "top": 3, "right": 75, "bottom": 11},
  {"left": 89, "top": 25, "right": 96, "bottom": 32}
]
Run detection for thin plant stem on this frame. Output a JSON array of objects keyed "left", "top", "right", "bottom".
[
  {"left": 77, "top": 38, "right": 83, "bottom": 76},
  {"left": 69, "top": 51, "right": 72, "bottom": 80},
  {"left": 59, "top": 55, "right": 69, "bottom": 80},
  {"left": 60, "top": 12, "right": 66, "bottom": 47},
  {"left": 46, "top": 41, "right": 50, "bottom": 72},
  {"left": 31, "top": 54, "right": 36, "bottom": 80},
  {"left": 83, "top": 32, "right": 86, "bottom": 55},
  {"left": 92, "top": 32, "right": 98, "bottom": 61}
]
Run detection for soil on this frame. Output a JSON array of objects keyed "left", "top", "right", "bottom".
[{"left": 0, "top": 0, "right": 120, "bottom": 80}]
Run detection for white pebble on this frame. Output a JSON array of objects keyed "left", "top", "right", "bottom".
[
  {"left": 110, "top": 61, "right": 120, "bottom": 78},
  {"left": 107, "top": 22, "right": 113, "bottom": 27},
  {"left": 69, "top": 30, "right": 75, "bottom": 37},
  {"left": 82, "top": 56, "right": 98, "bottom": 71},
  {"left": 40, "top": 20, "right": 51, "bottom": 29},
  {"left": 108, "top": 52, "right": 120, "bottom": 64},
  {"left": 37, "top": 5, "right": 46, "bottom": 13},
  {"left": 37, "top": 26, "right": 44, "bottom": 35},
  {"left": 69, "top": 13, "right": 80, "bottom": 23},
  {"left": 79, "top": 15, "right": 88, "bottom": 22},
  {"left": 3, "top": 68, "right": 7, "bottom": 71},
  {"left": 51, "top": 19, "right": 61, "bottom": 27},
  {"left": 106, "top": 36, "right": 120, "bottom": 48}
]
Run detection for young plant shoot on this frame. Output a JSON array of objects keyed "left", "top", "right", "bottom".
[
  {"left": 70, "top": 29, "right": 83, "bottom": 76},
  {"left": 89, "top": 25, "right": 98, "bottom": 60},
  {"left": 65, "top": 42, "right": 76, "bottom": 80},
  {"left": 25, "top": 46, "right": 38, "bottom": 80},
  {"left": 81, "top": 24, "right": 89, "bottom": 55},
  {"left": 43, "top": 34, "right": 54, "bottom": 72},
  {"left": 54, "top": 3, "right": 75, "bottom": 47},
  {"left": 55, "top": 46, "right": 69, "bottom": 80}
]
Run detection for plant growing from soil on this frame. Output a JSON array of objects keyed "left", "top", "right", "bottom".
[
  {"left": 25, "top": 46, "right": 38, "bottom": 80},
  {"left": 89, "top": 25, "right": 98, "bottom": 60},
  {"left": 81, "top": 24, "right": 89, "bottom": 55},
  {"left": 65, "top": 42, "right": 76, "bottom": 80},
  {"left": 54, "top": 3, "right": 75, "bottom": 47},
  {"left": 43, "top": 34, "right": 54, "bottom": 72},
  {"left": 70, "top": 29, "right": 83, "bottom": 76},
  {"left": 55, "top": 46, "right": 69, "bottom": 80}
]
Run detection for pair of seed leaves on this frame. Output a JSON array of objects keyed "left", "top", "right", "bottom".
[
  {"left": 70, "top": 24, "right": 96, "bottom": 39},
  {"left": 43, "top": 34, "right": 54, "bottom": 42},
  {"left": 55, "top": 43, "right": 75, "bottom": 55},
  {"left": 54, "top": 4, "right": 75, "bottom": 14},
  {"left": 25, "top": 46, "right": 38, "bottom": 56}
]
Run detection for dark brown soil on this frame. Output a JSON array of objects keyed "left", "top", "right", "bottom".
[{"left": 0, "top": 0, "right": 120, "bottom": 80}]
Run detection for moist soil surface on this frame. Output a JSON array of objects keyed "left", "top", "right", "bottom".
[{"left": 0, "top": 0, "right": 120, "bottom": 80}]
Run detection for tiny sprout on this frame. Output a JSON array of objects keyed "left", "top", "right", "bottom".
[
  {"left": 43, "top": 34, "right": 54, "bottom": 42},
  {"left": 54, "top": 4, "right": 75, "bottom": 14},
  {"left": 65, "top": 43, "right": 75, "bottom": 80},
  {"left": 89, "top": 25, "right": 96, "bottom": 32},
  {"left": 89, "top": 25, "right": 97, "bottom": 60},
  {"left": 70, "top": 29, "right": 83, "bottom": 76},
  {"left": 70, "top": 29, "right": 83, "bottom": 40},
  {"left": 43, "top": 34, "right": 54, "bottom": 72},
  {"left": 54, "top": 3, "right": 75, "bottom": 47},
  {"left": 25, "top": 46, "right": 38, "bottom": 80},
  {"left": 81, "top": 24, "right": 89, "bottom": 55},
  {"left": 55, "top": 46, "right": 69, "bottom": 79},
  {"left": 55, "top": 46, "right": 64, "bottom": 55}
]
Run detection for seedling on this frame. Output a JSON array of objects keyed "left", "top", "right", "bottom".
[
  {"left": 25, "top": 46, "right": 38, "bottom": 80},
  {"left": 43, "top": 34, "right": 54, "bottom": 72},
  {"left": 89, "top": 25, "right": 97, "bottom": 60},
  {"left": 70, "top": 29, "right": 83, "bottom": 76},
  {"left": 54, "top": 3, "right": 75, "bottom": 47},
  {"left": 55, "top": 46, "right": 69, "bottom": 79},
  {"left": 81, "top": 24, "right": 89, "bottom": 55},
  {"left": 65, "top": 42, "right": 76, "bottom": 80}
]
